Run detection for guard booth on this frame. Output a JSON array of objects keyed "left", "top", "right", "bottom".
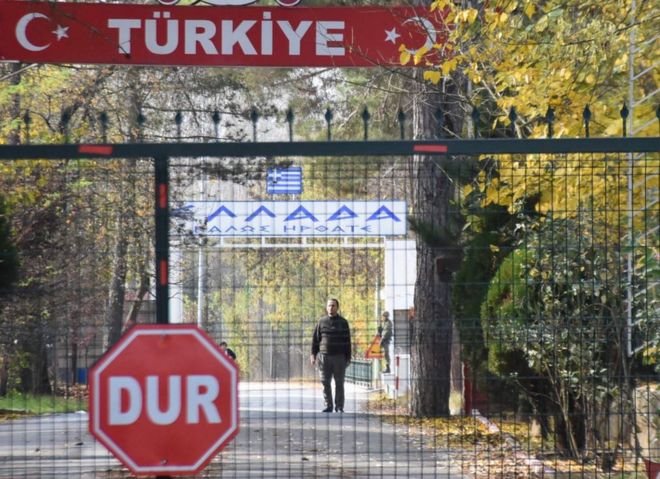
[{"left": 380, "top": 240, "right": 415, "bottom": 398}]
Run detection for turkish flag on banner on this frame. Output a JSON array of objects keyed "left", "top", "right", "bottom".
[{"left": 0, "top": 1, "right": 448, "bottom": 68}]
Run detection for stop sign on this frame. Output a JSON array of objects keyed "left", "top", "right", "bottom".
[{"left": 89, "top": 324, "right": 239, "bottom": 476}]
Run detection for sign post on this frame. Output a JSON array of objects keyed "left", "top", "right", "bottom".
[
  {"left": 89, "top": 324, "right": 239, "bottom": 476},
  {"left": 365, "top": 334, "right": 383, "bottom": 359}
]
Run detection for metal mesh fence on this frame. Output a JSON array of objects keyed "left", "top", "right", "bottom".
[{"left": 0, "top": 149, "right": 657, "bottom": 478}]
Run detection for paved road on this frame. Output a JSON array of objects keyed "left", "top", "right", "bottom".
[{"left": 0, "top": 382, "right": 466, "bottom": 478}]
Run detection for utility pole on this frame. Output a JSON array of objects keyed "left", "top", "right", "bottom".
[
  {"left": 625, "top": 0, "right": 658, "bottom": 356},
  {"left": 196, "top": 172, "right": 207, "bottom": 330},
  {"left": 196, "top": 230, "right": 207, "bottom": 329}
]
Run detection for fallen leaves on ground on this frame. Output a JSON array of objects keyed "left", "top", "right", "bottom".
[{"left": 367, "top": 393, "right": 647, "bottom": 478}]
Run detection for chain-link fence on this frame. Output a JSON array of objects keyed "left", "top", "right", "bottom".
[{"left": 0, "top": 139, "right": 657, "bottom": 477}]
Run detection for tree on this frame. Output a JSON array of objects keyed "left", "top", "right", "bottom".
[
  {"left": 0, "top": 158, "right": 77, "bottom": 394},
  {"left": 0, "top": 196, "right": 19, "bottom": 293},
  {"left": 0, "top": 195, "right": 19, "bottom": 396},
  {"left": 416, "top": 0, "right": 657, "bottom": 137},
  {"left": 0, "top": 63, "right": 150, "bottom": 389},
  {"left": 451, "top": 203, "right": 515, "bottom": 380},
  {"left": 409, "top": 57, "right": 470, "bottom": 416},
  {"left": 481, "top": 215, "right": 636, "bottom": 464},
  {"left": 403, "top": 0, "right": 658, "bottom": 418}
]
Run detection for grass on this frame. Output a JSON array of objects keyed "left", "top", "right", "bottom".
[{"left": 0, "top": 392, "right": 86, "bottom": 421}]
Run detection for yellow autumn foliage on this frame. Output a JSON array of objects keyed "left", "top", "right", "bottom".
[
  {"left": 409, "top": 0, "right": 658, "bottom": 233},
  {"left": 416, "top": 0, "right": 657, "bottom": 138},
  {"left": 487, "top": 153, "right": 658, "bottom": 230}
]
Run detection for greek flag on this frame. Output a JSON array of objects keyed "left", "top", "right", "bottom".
[{"left": 266, "top": 167, "right": 303, "bottom": 194}]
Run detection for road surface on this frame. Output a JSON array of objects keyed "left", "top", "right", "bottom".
[{"left": 0, "top": 382, "right": 466, "bottom": 478}]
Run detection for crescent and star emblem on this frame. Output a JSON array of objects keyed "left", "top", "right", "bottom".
[
  {"left": 16, "top": 13, "right": 69, "bottom": 52},
  {"left": 402, "top": 16, "right": 437, "bottom": 55},
  {"left": 384, "top": 16, "right": 437, "bottom": 56}
]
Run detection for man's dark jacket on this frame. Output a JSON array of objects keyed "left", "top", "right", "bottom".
[{"left": 311, "top": 315, "right": 351, "bottom": 359}]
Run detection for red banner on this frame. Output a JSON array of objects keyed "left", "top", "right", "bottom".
[{"left": 0, "top": 1, "right": 447, "bottom": 68}]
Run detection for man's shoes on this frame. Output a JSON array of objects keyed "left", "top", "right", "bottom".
[
  {"left": 322, "top": 407, "right": 333, "bottom": 413},
  {"left": 383, "top": 368, "right": 390, "bottom": 374},
  {"left": 335, "top": 407, "right": 344, "bottom": 413}
]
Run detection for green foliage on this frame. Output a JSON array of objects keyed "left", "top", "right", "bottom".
[
  {"left": 479, "top": 214, "right": 642, "bottom": 457},
  {"left": 454, "top": 214, "right": 509, "bottom": 365},
  {"left": 408, "top": 217, "right": 458, "bottom": 248},
  {"left": 206, "top": 287, "right": 259, "bottom": 378},
  {"left": 633, "top": 247, "right": 660, "bottom": 371},
  {"left": 482, "top": 216, "right": 629, "bottom": 377},
  {"left": 480, "top": 247, "right": 529, "bottom": 375}
]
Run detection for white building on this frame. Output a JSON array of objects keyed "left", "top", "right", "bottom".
[{"left": 381, "top": 239, "right": 415, "bottom": 398}]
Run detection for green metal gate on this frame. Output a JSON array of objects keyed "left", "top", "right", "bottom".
[{"left": 0, "top": 125, "right": 657, "bottom": 477}]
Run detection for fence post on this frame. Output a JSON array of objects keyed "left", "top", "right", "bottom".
[
  {"left": 362, "top": 106, "right": 370, "bottom": 141},
  {"left": 155, "top": 156, "right": 169, "bottom": 327},
  {"left": 250, "top": 106, "right": 259, "bottom": 142},
  {"left": 471, "top": 106, "right": 479, "bottom": 138},
  {"left": 621, "top": 102, "right": 629, "bottom": 137},
  {"left": 286, "top": 107, "right": 294, "bottom": 142},
  {"left": 545, "top": 106, "right": 555, "bottom": 139},
  {"left": 397, "top": 108, "right": 406, "bottom": 140},
  {"left": 325, "top": 108, "right": 333, "bottom": 141},
  {"left": 60, "top": 109, "right": 71, "bottom": 143},
  {"left": 583, "top": 105, "right": 591, "bottom": 138},
  {"left": 508, "top": 107, "right": 517, "bottom": 138},
  {"left": 23, "top": 110, "right": 31, "bottom": 145},
  {"left": 136, "top": 109, "right": 145, "bottom": 142},
  {"left": 212, "top": 110, "right": 221, "bottom": 141},
  {"left": 175, "top": 111, "right": 183, "bottom": 141},
  {"left": 99, "top": 111, "right": 108, "bottom": 143}
]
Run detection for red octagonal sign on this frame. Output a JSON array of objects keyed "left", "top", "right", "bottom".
[{"left": 89, "top": 324, "right": 239, "bottom": 476}]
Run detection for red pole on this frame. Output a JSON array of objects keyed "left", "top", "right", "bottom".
[
  {"left": 644, "top": 459, "right": 660, "bottom": 479},
  {"left": 394, "top": 356, "right": 400, "bottom": 391}
]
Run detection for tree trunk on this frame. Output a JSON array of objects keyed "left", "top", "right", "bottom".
[
  {"left": 35, "top": 341, "right": 51, "bottom": 394},
  {"left": 450, "top": 322, "right": 463, "bottom": 408},
  {"left": 105, "top": 68, "right": 144, "bottom": 347},
  {"left": 19, "top": 336, "right": 52, "bottom": 394},
  {"left": 410, "top": 61, "right": 467, "bottom": 416},
  {"left": 105, "top": 212, "right": 128, "bottom": 349},
  {"left": 9, "top": 63, "right": 22, "bottom": 145},
  {"left": 123, "top": 254, "right": 150, "bottom": 332},
  {"left": 410, "top": 162, "right": 456, "bottom": 415},
  {"left": 0, "top": 354, "right": 8, "bottom": 396},
  {"left": 71, "top": 340, "right": 78, "bottom": 385}
]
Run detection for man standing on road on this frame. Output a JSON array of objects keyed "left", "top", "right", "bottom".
[
  {"left": 378, "top": 311, "right": 393, "bottom": 373},
  {"left": 310, "top": 298, "right": 352, "bottom": 413}
]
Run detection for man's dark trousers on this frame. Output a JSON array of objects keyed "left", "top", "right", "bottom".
[
  {"left": 382, "top": 341, "right": 391, "bottom": 373},
  {"left": 318, "top": 353, "right": 347, "bottom": 410}
]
